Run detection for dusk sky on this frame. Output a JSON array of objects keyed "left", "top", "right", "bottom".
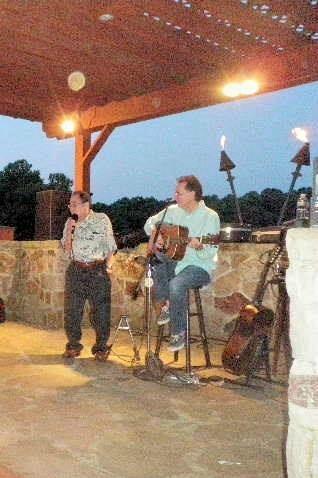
[{"left": 0, "top": 80, "right": 317, "bottom": 204}]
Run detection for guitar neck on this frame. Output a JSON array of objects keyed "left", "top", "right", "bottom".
[
  {"left": 175, "top": 234, "right": 220, "bottom": 247},
  {"left": 197, "top": 234, "right": 220, "bottom": 246},
  {"left": 252, "top": 245, "right": 282, "bottom": 306}
]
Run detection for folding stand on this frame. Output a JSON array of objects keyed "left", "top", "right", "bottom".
[{"left": 108, "top": 314, "right": 140, "bottom": 362}]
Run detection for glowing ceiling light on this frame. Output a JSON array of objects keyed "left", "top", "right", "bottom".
[
  {"left": 222, "top": 79, "right": 260, "bottom": 98},
  {"left": 222, "top": 82, "right": 241, "bottom": 98},
  {"left": 61, "top": 118, "right": 77, "bottom": 134},
  {"left": 240, "top": 79, "right": 260, "bottom": 95}
]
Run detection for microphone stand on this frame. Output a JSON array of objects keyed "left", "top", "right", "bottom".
[
  {"left": 133, "top": 201, "right": 174, "bottom": 381},
  {"left": 277, "top": 142, "right": 310, "bottom": 226},
  {"left": 131, "top": 201, "right": 170, "bottom": 300},
  {"left": 133, "top": 264, "right": 165, "bottom": 381}
]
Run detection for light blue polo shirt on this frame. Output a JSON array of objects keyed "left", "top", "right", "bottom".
[{"left": 144, "top": 201, "right": 220, "bottom": 276}]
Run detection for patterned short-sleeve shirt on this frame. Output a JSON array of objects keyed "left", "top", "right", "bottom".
[{"left": 62, "top": 210, "right": 117, "bottom": 262}]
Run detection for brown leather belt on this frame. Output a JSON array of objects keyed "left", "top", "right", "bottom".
[{"left": 73, "top": 260, "right": 106, "bottom": 269}]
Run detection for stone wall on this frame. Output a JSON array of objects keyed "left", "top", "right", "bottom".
[{"left": 0, "top": 240, "right": 283, "bottom": 339}]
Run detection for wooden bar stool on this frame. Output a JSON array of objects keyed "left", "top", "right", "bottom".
[{"left": 154, "top": 287, "right": 212, "bottom": 373}]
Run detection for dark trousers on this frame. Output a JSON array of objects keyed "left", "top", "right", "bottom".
[{"left": 64, "top": 262, "right": 111, "bottom": 353}]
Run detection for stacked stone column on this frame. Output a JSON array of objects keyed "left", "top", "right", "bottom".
[{"left": 286, "top": 228, "right": 318, "bottom": 477}]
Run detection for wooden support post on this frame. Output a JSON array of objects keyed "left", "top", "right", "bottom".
[
  {"left": 74, "top": 125, "right": 115, "bottom": 193},
  {"left": 75, "top": 131, "right": 91, "bottom": 192}
]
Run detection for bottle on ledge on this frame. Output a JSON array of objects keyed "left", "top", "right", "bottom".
[
  {"left": 295, "top": 193, "right": 310, "bottom": 228},
  {"left": 310, "top": 158, "right": 318, "bottom": 227},
  {"left": 310, "top": 198, "right": 318, "bottom": 227}
]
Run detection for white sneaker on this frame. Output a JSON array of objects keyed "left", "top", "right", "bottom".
[
  {"left": 168, "top": 332, "right": 185, "bottom": 352},
  {"left": 157, "top": 309, "right": 170, "bottom": 326}
]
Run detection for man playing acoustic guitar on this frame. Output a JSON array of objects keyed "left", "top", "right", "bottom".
[{"left": 144, "top": 175, "right": 220, "bottom": 352}]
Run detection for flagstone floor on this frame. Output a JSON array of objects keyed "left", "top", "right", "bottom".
[{"left": 0, "top": 322, "right": 288, "bottom": 478}]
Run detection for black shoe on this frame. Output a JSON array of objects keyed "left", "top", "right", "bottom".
[
  {"left": 62, "top": 348, "right": 81, "bottom": 359},
  {"left": 94, "top": 349, "right": 110, "bottom": 362}
]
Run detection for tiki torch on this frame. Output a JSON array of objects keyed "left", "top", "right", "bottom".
[
  {"left": 219, "top": 135, "right": 243, "bottom": 225},
  {"left": 277, "top": 128, "right": 310, "bottom": 226}
]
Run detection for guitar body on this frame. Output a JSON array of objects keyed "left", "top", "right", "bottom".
[
  {"left": 222, "top": 305, "right": 274, "bottom": 375},
  {"left": 154, "top": 223, "right": 220, "bottom": 260},
  {"left": 221, "top": 238, "right": 284, "bottom": 376},
  {"left": 159, "top": 224, "right": 189, "bottom": 260}
]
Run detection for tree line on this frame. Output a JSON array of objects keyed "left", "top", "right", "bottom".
[{"left": 0, "top": 159, "right": 311, "bottom": 241}]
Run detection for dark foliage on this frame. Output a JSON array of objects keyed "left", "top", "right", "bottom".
[
  {"left": 46, "top": 173, "right": 73, "bottom": 192},
  {"left": 0, "top": 159, "right": 312, "bottom": 242},
  {"left": 0, "top": 160, "right": 72, "bottom": 240}
]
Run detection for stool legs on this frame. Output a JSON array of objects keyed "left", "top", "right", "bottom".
[
  {"left": 185, "top": 300, "right": 191, "bottom": 374},
  {"left": 193, "top": 289, "right": 212, "bottom": 368},
  {"left": 155, "top": 325, "right": 178, "bottom": 362}
]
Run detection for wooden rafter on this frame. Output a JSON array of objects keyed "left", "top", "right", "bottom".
[
  {"left": 0, "top": 0, "right": 316, "bottom": 125},
  {"left": 43, "top": 42, "right": 318, "bottom": 139}
]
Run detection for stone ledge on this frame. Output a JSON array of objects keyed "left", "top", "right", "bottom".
[{"left": 0, "top": 240, "right": 280, "bottom": 339}]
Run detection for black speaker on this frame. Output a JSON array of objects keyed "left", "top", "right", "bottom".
[{"left": 35, "top": 190, "right": 71, "bottom": 240}]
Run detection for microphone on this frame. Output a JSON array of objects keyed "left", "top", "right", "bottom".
[{"left": 70, "top": 213, "right": 78, "bottom": 234}]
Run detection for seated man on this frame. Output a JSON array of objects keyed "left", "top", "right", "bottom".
[{"left": 144, "top": 175, "right": 220, "bottom": 352}]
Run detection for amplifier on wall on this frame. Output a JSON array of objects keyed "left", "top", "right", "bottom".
[{"left": 35, "top": 190, "right": 71, "bottom": 240}]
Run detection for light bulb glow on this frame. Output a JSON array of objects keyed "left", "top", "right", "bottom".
[
  {"left": 240, "top": 79, "right": 259, "bottom": 95},
  {"left": 61, "top": 119, "right": 77, "bottom": 134},
  {"left": 222, "top": 82, "right": 240, "bottom": 98},
  {"left": 222, "top": 79, "right": 260, "bottom": 98}
]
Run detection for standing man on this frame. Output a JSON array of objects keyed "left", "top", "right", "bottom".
[
  {"left": 61, "top": 191, "right": 117, "bottom": 361},
  {"left": 144, "top": 175, "right": 220, "bottom": 352}
]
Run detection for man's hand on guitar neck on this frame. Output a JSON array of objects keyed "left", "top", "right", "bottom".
[
  {"left": 147, "top": 230, "right": 164, "bottom": 255},
  {"left": 188, "top": 237, "right": 204, "bottom": 250}
]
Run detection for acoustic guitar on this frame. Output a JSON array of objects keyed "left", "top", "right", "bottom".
[
  {"left": 153, "top": 223, "right": 220, "bottom": 261},
  {"left": 132, "top": 224, "right": 219, "bottom": 300},
  {"left": 221, "top": 239, "right": 284, "bottom": 376}
]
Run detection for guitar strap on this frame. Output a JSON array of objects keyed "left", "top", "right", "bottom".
[{"left": 152, "top": 204, "right": 170, "bottom": 251}]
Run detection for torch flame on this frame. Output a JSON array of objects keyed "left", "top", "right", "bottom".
[
  {"left": 292, "top": 127, "right": 309, "bottom": 143},
  {"left": 220, "top": 135, "right": 226, "bottom": 150}
]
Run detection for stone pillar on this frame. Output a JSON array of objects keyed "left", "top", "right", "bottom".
[{"left": 285, "top": 228, "right": 318, "bottom": 477}]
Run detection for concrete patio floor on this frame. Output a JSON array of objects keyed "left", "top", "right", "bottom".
[{"left": 0, "top": 322, "right": 288, "bottom": 478}]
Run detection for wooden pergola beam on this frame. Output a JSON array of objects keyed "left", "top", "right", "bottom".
[
  {"left": 74, "top": 125, "right": 115, "bottom": 192},
  {"left": 43, "top": 43, "right": 318, "bottom": 140}
]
